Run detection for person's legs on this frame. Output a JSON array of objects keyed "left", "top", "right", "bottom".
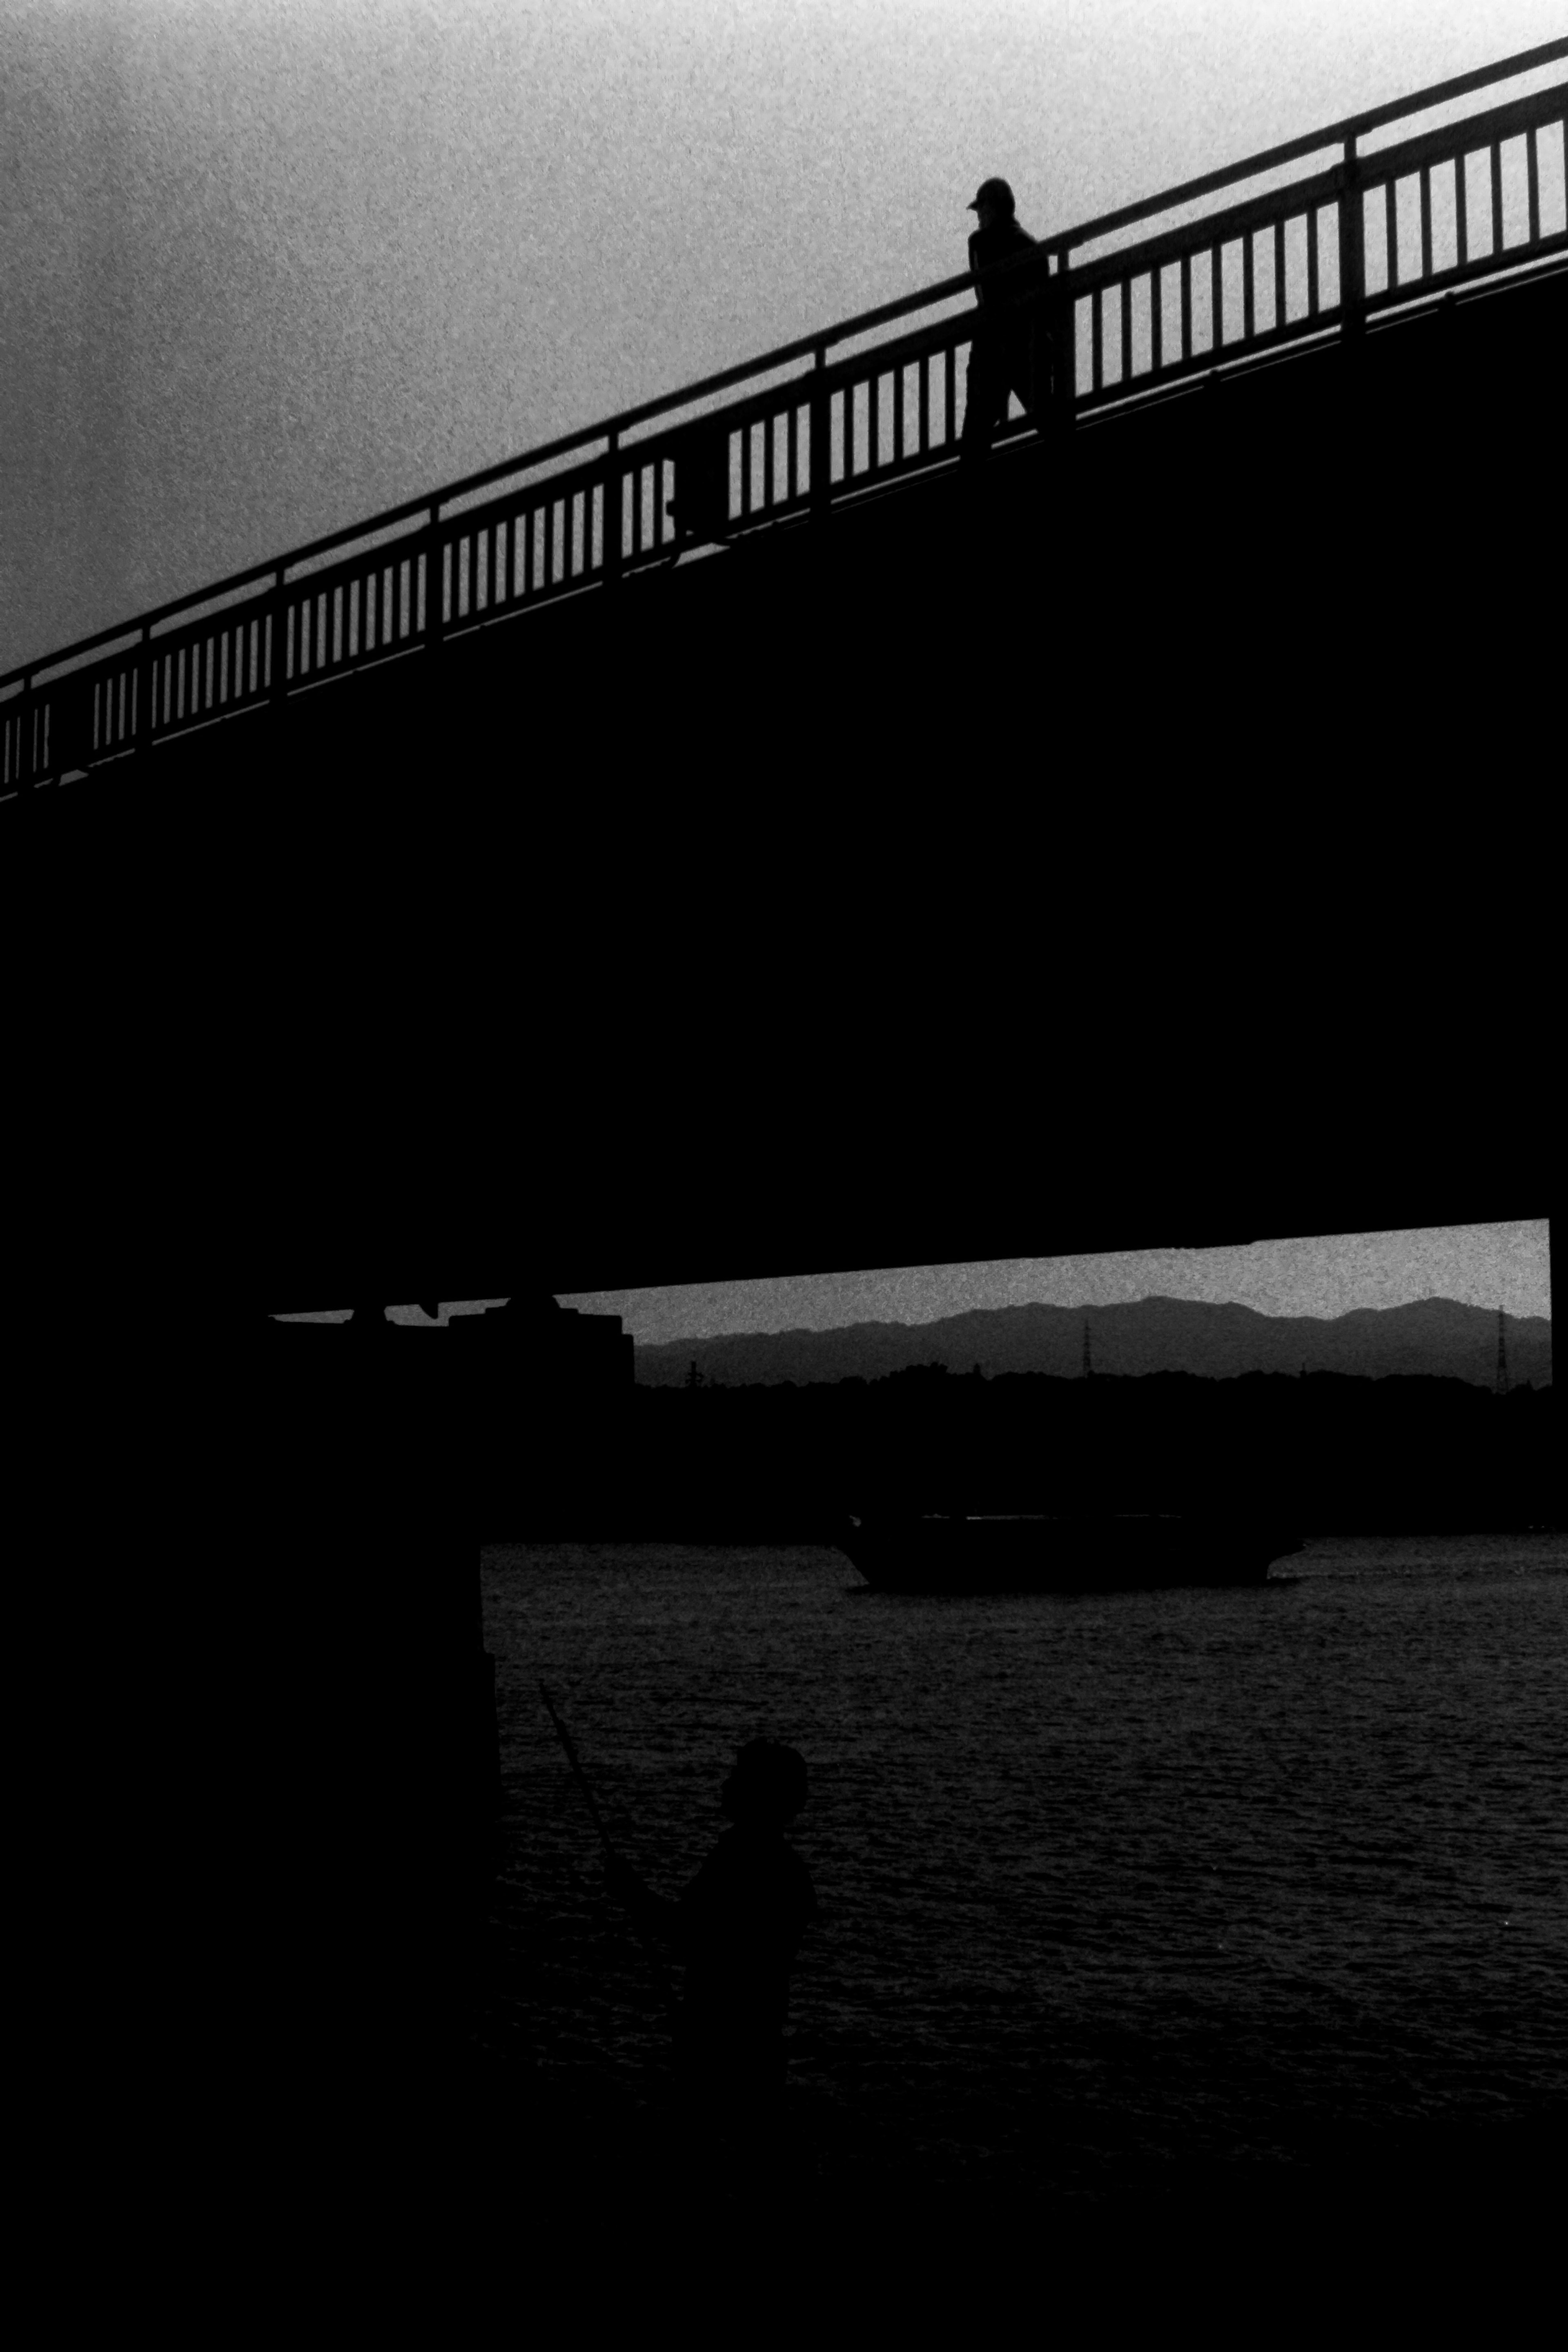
[{"left": 960, "top": 338, "right": 1010, "bottom": 467}]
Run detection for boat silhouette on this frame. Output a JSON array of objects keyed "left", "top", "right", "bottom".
[{"left": 835, "top": 1511, "right": 1304, "bottom": 1593}]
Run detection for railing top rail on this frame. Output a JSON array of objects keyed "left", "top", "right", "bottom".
[{"left": 6, "top": 33, "right": 1563, "bottom": 696}]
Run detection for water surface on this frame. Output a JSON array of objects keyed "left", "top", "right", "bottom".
[{"left": 477, "top": 1529, "right": 1568, "bottom": 2214}]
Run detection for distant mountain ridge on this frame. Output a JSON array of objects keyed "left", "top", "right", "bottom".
[{"left": 634, "top": 1295, "right": 1552, "bottom": 1389}]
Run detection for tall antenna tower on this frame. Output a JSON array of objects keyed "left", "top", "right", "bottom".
[
  {"left": 1494, "top": 1306, "right": 1511, "bottom": 1398},
  {"left": 1082, "top": 1317, "right": 1093, "bottom": 1380}
]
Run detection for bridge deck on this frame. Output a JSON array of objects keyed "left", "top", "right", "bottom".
[{"left": 2, "top": 43, "right": 1561, "bottom": 1318}]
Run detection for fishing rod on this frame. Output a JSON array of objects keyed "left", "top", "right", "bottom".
[
  {"left": 539, "top": 1682, "right": 681, "bottom": 2033},
  {"left": 539, "top": 1680, "right": 618, "bottom": 1855}
]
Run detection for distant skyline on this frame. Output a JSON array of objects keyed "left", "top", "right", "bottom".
[{"left": 274, "top": 1220, "right": 1552, "bottom": 1337}]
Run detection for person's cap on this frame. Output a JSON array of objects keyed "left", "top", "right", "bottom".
[{"left": 968, "top": 177, "right": 1016, "bottom": 215}]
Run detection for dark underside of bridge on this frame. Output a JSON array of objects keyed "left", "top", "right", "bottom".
[{"left": 7, "top": 258, "right": 1562, "bottom": 1313}]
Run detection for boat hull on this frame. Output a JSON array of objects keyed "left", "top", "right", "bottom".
[{"left": 836, "top": 1514, "right": 1303, "bottom": 1594}]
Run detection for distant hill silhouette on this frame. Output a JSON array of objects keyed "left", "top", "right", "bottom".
[{"left": 634, "top": 1295, "right": 1552, "bottom": 1390}]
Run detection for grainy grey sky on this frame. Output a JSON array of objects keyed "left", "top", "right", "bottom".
[
  {"left": 5, "top": 0, "right": 1564, "bottom": 674},
  {"left": 272, "top": 1220, "right": 1553, "bottom": 1335}
]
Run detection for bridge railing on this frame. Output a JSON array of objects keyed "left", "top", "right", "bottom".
[{"left": 3, "top": 35, "right": 1563, "bottom": 801}]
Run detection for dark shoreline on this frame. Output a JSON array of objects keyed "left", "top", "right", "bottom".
[{"left": 481, "top": 1519, "right": 1567, "bottom": 1546}]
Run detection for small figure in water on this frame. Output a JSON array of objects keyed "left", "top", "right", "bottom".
[{"left": 604, "top": 1740, "right": 818, "bottom": 2145}]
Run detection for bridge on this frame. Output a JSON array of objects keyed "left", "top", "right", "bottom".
[
  {"left": 4, "top": 36, "right": 1562, "bottom": 1320},
  {"left": 4, "top": 45, "right": 1559, "bottom": 2265}
]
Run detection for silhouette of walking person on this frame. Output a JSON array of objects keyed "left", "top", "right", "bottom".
[
  {"left": 959, "top": 177, "right": 1054, "bottom": 472},
  {"left": 604, "top": 1740, "right": 817, "bottom": 2167}
]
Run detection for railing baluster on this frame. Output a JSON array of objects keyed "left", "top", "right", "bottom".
[
  {"left": 787, "top": 404, "right": 799, "bottom": 502},
  {"left": 1456, "top": 152, "right": 1469, "bottom": 268},
  {"left": 1212, "top": 242, "right": 1223, "bottom": 349},
  {"left": 944, "top": 343, "right": 956, "bottom": 446},
  {"left": 920, "top": 354, "right": 931, "bottom": 453},
  {"left": 1338, "top": 141, "right": 1366, "bottom": 341},
  {"left": 1150, "top": 266, "right": 1162, "bottom": 373},
  {"left": 811, "top": 347, "right": 830, "bottom": 518},
  {"left": 1384, "top": 177, "right": 1396, "bottom": 290},
  {"left": 604, "top": 430, "right": 622, "bottom": 584},
  {"left": 1092, "top": 286, "right": 1103, "bottom": 390},
  {"left": 1489, "top": 140, "right": 1503, "bottom": 254},
  {"left": 1420, "top": 163, "right": 1433, "bottom": 280},
  {"left": 1181, "top": 250, "right": 1192, "bottom": 356},
  {"left": 868, "top": 371, "right": 879, "bottom": 471},
  {"left": 1120, "top": 276, "right": 1133, "bottom": 379},
  {"left": 1526, "top": 124, "right": 1541, "bottom": 244},
  {"left": 1274, "top": 216, "right": 1286, "bottom": 325},
  {"left": 1056, "top": 264, "right": 1077, "bottom": 430},
  {"left": 1307, "top": 206, "right": 1320, "bottom": 315},
  {"left": 764, "top": 411, "right": 776, "bottom": 509},
  {"left": 1243, "top": 233, "right": 1254, "bottom": 341},
  {"left": 894, "top": 361, "right": 904, "bottom": 463}
]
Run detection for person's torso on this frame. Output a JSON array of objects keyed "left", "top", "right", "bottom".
[
  {"left": 969, "top": 218, "right": 1039, "bottom": 313},
  {"left": 677, "top": 1830, "right": 817, "bottom": 2025}
]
